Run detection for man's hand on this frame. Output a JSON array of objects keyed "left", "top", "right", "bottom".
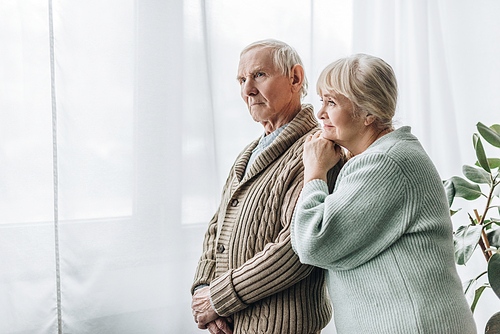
[
  {"left": 206, "top": 317, "right": 233, "bottom": 334},
  {"left": 191, "top": 286, "right": 220, "bottom": 329}
]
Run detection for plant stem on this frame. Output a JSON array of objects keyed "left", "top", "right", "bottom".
[
  {"left": 478, "top": 185, "right": 494, "bottom": 226},
  {"left": 474, "top": 209, "right": 481, "bottom": 224},
  {"left": 478, "top": 237, "right": 490, "bottom": 262},
  {"left": 470, "top": 213, "right": 490, "bottom": 261},
  {"left": 474, "top": 209, "right": 492, "bottom": 260},
  {"left": 467, "top": 212, "right": 490, "bottom": 261}
]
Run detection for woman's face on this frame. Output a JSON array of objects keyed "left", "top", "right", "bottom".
[{"left": 317, "top": 90, "right": 366, "bottom": 149}]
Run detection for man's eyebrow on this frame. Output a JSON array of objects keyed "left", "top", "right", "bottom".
[{"left": 236, "top": 67, "right": 266, "bottom": 81}]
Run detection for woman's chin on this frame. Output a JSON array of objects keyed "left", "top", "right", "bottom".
[{"left": 320, "top": 132, "right": 336, "bottom": 141}]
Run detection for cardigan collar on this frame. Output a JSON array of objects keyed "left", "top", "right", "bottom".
[{"left": 234, "top": 104, "right": 319, "bottom": 183}]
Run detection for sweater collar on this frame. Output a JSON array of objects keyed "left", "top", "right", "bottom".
[
  {"left": 235, "top": 104, "right": 318, "bottom": 183},
  {"left": 369, "top": 126, "right": 413, "bottom": 147}
]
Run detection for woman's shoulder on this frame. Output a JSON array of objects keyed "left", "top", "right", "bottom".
[
  {"left": 346, "top": 126, "right": 440, "bottom": 188},
  {"left": 366, "top": 126, "right": 418, "bottom": 153},
  {"left": 340, "top": 129, "right": 423, "bottom": 180},
  {"left": 359, "top": 127, "right": 427, "bottom": 166}
]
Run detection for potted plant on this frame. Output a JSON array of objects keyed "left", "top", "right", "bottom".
[{"left": 443, "top": 122, "right": 500, "bottom": 333}]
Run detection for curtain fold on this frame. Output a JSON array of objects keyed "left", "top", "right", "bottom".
[{"left": 0, "top": 2, "right": 58, "bottom": 333}]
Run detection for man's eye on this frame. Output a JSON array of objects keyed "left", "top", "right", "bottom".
[
  {"left": 255, "top": 72, "right": 264, "bottom": 77},
  {"left": 240, "top": 78, "right": 246, "bottom": 84}
]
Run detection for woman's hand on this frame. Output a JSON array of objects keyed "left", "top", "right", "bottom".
[{"left": 303, "top": 130, "right": 341, "bottom": 184}]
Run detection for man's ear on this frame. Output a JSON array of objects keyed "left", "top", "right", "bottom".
[
  {"left": 290, "top": 64, "right": 304, "bottom": 92},
  {"left": 364, "top": 113, "right": 377, "bottom": 126}
]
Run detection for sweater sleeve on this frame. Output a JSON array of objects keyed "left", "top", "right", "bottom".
[
  {"left": 190, "top": 209, "right": 219, "bottom": 295},
  {"left": 291, "top": 153, "right": 413, "bottom": 270},
  {"left": 208, "top": 167, "right": 316, "bottom": 316}
]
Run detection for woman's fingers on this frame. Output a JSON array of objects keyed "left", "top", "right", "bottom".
[{"left": 307, "top": 130, "right": 323, "bottom": 141}]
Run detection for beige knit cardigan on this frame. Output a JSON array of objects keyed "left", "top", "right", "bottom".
[{"left": 192, "top": 105, "right": 342, "bottom": 334}]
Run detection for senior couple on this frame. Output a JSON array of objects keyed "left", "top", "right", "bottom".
[{"left": 190, "top": 39, "right": 477, "bottom": 334}]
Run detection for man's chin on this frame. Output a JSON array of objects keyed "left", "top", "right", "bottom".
[{"left": 249, "top": 110, "right": 270, "bottom": 123}]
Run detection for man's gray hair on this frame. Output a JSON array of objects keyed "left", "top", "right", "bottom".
[{"left": 241, "top": 39, "right": 308, "bottom": 99}]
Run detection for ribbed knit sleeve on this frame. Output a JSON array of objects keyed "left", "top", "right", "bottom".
[
  {"left": 292, "top": 153, "right": 412, "bottom": 270},
  {"left": 191, "top": 210, "right": 219, "bottom": 294}
]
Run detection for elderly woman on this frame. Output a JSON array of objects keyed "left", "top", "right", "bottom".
[{"left": 290, "top": 54, "right": 477, "bottom": 333}]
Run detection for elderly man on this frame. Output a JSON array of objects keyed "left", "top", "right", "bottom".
[{"left": 191, "top": 39, "right": 343, "bottom": 334}]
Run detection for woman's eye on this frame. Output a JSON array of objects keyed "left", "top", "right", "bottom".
[{"left": 320, "top": 99, "right": 335, "bottom": 106}]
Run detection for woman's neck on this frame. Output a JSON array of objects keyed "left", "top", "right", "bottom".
[{"left": 348, "top": 127, "right": 392, "bottom": 156}]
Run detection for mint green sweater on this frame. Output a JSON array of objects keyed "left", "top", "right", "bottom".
[{"left": 291, "top": 127, "right": 476, "bottom": 333}]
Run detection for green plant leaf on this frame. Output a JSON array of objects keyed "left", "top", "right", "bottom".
[
  {"left": 489, "top": 159, "right": 500, "bottom": 169},
  {"left": 473, "top": 134, "right": 491, "bottom": 173},
  {"left": 450, "top": 208, "right": 461, "bottom": 216},
  {"left": 487, "top": 228, "right": 500, "bottom": 248},
  {"left": 470, "top": 284, "right": 488, "bottom": 314},
  {"left": 463, "top": 278, "right": 475, "bottom": 295},
  {"left": 485, "top": 220, "right": 493, "bottom": 230},
  {"left": 485, "top": 311, "right": 500, "bottom": 334},
  {"left": 488, "top": 252, "right": 500, "bottom": 300},
  {"left": 454, "top": 224, "right": 483, "bottom": 265},
  {"left": 463, "top": 278, "right": 477, "bottom": 306},
  {"left": 478, "top": 122, "right": 500, "bottom": 148},
  {"left": 443, "top": 179, "right": 456, "bottom": 207},
  {"left": 447, "top": 176, "right": 483, "bottom": 201},
  {"left": 463, "top": 271, "right": 488, "bottom": 297},
  {"left": 463, "top": 164, "right": 491, "bottom": 185},
  {"left": 491, "top": 124, "right": 500, "bottom": 135},
  {"left": 476, "top": 158, "right": 500, "bottom": 169}
]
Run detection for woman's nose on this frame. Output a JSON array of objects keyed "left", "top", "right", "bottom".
[{"left": 317, "top": 105, "right": 326, "bottom": 119}]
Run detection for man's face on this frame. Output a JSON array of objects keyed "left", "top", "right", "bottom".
[{"left": 237, "top": 47, "right": 295, "bottom": 125}]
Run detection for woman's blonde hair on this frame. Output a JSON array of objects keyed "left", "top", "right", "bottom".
[{"left": 317, "top": 54, "right": 398, "bottom": 130}]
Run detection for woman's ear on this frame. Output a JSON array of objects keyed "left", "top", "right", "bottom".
[
  {"left": 290, "top": 64, "right": 304, "bottom": 92},
  {"left": 364, "top": 113, "right": 377, "bottom": 126}
]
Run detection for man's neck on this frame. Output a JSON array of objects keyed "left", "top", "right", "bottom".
[{"left": 262, "top": 103, "right": 302, "bottom": 135}]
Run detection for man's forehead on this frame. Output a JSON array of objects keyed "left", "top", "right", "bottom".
[{"left": 237, "top": 47, "right": 275, "bottom": 75}]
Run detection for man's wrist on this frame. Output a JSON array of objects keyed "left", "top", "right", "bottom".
[{"left": 193, "top": 284, "right": 209, "bottom": 294}]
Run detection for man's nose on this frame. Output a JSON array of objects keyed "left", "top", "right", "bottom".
[{"left": 242, "top": 79, "right": 258, "bottom": 97}]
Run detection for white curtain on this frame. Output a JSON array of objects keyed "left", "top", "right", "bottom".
[{"left": 0, "top": 0, "right": 498, "bottom": 333}]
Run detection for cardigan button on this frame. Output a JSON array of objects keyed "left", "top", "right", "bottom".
[
  {"left": 230, "top": 199, "right": 239, "bottom": 207},
  {"left": 217, "top": 244, "right": 225, "bottom": 253}
]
